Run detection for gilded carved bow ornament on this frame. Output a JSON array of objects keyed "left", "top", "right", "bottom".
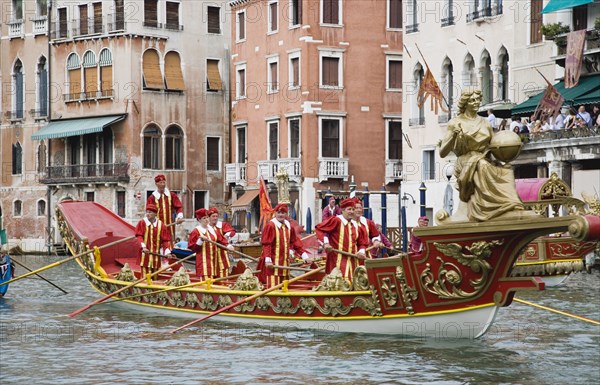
[{"left": 420, "top": 240, "right": 503, "bottom": 299}]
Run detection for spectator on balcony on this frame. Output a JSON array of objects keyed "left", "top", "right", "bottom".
[
  {"left": 565, "top": 110, "right": 576, "bottom": 130},
  {"left": 592, "top": 105, "right": 600, "bottom": 126},
  {"left": 554, "top": 108, "right": 568, "bottom": 130},
  {"left": 577, "top": 105, "right": 592, "bottom": 127},
  {"left": 498, "top": 119, "right": 508, "bottom": 131},
  {"left": 322, "top": 197, "right": 341, "bottom": 222},
  {"left": 509, "top": 117, "right": 521, "bottom": 132}
]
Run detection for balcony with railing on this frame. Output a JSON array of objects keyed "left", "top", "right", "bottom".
[
  {"left": 72, "top": 17, "right": 105, "bottom": 37},
  {"left": 409, "top": 116, "right": 425, "bottom": 126},
  {"left": 278, "top": 158, "right": 302, "bottom": 183},
  {"left": 32, "top": 16, "right": 48, "bottom": 34},
  {"left": 40, "top": 163, "right": 129, "bottom": 184},
  {"left": 8, "top": 19, "right": 24, "bottom": 37},
  {"left": 441, "top": 15, "right": 455, "bottom": 27},
  {"left": 555, "top": 28, "right": 600, "bottom": 57},
  {"left": 385, "top": 160, "right": 402, "bottom": 184},
  {"left": 406, "top": 24, "right": 418, "bottom": 33},
  {"left": 30, "top": 109, "right": 48, "bottom": 120},
  {"left": 257, "top": 160, "right": 279, "bottom": 182},
  {"left": 467, "top": 4, "right": 503, "bottom": 22},
  {"left": 225, "top": 163, "right": 247, "bottom": 186},
  {"left": 318, "top": 157, "right": 349, "bottom": 182},
  {"left": 107, "top": 13, "right": 125, "bottom": 32},
  {"left": 5, "top": 110, "right": 25, "bottom": 121}
]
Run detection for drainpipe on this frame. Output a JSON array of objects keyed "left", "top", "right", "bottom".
[{"left": 46, "top": 0, "right": 53, "bottom": 256}]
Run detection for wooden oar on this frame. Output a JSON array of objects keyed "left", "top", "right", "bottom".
[
  {"left": 515, "top": 298, "right": 600, "bottom": 326},
  {"left": 325, "top": 245, "right": 377, "bottom": 260},
  {"left": 301, "top": 233, "right": 316, "bottom": 241},
  {"left": 67, "top": 251, "right": 197, "bottom": 317},
  {"left": 100, "top": 270, "right": 261, "bottom": 305},
  {"left": 270, "top": 264, "right": 313, "bottom": 272},
  {"left": 0, "top": 235, "right": 136, "bottom": 288},
  {"left": 169, "top": 265, "right": 326, "bottom": 334},
  {"left": 202, "top": 238, "right": 259, "bottom": 262},
  {"left": 11, "top": 257, "right": 69, "bottom": 294}
]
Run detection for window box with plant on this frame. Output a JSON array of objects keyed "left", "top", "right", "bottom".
[{"left": 541, "top": 22, "right": 570, "bottom": 40}]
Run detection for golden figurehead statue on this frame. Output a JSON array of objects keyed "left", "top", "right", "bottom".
[{"left": 439, "top": 90, "right": 525, "bottom": 222}]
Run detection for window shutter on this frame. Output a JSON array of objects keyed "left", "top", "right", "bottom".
[
  {"left": 270, "top": 2, "right": 278, "bottom": 31},
  {"left": 238, "top": 12, "right": 245, "bottom": 39},
  {"left": 323, "top": 57, "right": 338, "bottom": 86},
  {"left": 142, "top": 50, "right": 164, "bottom": 89},
  {"left": 270, "top": 62, "right": 278, "bottom": 90},
  {"left": 79, "top": 5, "right": 88, "bottom": 35},
  {"left": 206, "top": 59, "right": 222, "bottom": 91},
  {"left": 323, "top": 0, "right": 331, "bottom": 23},
  {"left": 291, "top": 57, "right": 299, "bottom": 86},
  {"left": 389, "top": 61, "right": 402, "bottom": 89},
  {"left": 390, "top": 0, "right": 402, "bottom": 28},
  {"left": 85, "top": 67, "right": 98, "bottom": 97},
  {"left": 206, "top": 137, "right": 220, "bottom": 171},
  {"left": 164, "top": 52, "right": 185, "bottom": 90},
  {"left": 69, "top": 68, "right": 81, "bottom": 97},
  {"left": 144, "top": 0, "right": 158, "bottom": 26},
  {"left": 93, "top": 2, "right": 102, "bottom": 33},
  {"left": 238, "top": 69, "right": 245, "bottom": 96},
  {"left": 208, "top": 6, "right": 220, "bottom": 33},
  {"left": 100, "top": 65, "right": 112, "bottom": 94},
  {"left": 331, "top": 0, "right": 339, "bottom": 24},
  {"left": 166, "top": 2, "right": 179, "bottom": 29}
]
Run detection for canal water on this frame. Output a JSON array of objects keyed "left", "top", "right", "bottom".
[{"left": 0, "top": 255, "right": 598, "bottom": 385}]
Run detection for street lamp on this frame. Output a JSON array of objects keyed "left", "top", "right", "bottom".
[
  {"left": 443, "top": 162, "right": 455, "bottom": 215},
  {"left": 401, "top": 192, "right": 416, "bottom": 252}
]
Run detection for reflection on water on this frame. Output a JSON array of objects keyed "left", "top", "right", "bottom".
[{"left": 0, "top": 256, "right": 598, "bottom": 385}]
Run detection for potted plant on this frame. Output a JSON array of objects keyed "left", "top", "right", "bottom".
[
  {"left": 541, "top": 22, "right": 570, "bottom": 40},
  {"left": 595, "top": 16, "right": 600, "bottom": 31}
]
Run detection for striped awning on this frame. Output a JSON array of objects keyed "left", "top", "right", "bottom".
[{"left": 32, "top": 114, "right": 126, "bottom": 140}]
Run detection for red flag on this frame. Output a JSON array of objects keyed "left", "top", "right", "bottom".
[
  {"left": 258, "top": 177, "right": 274, "bottom": 231},
  {"left": 533, "top": 75, "right": 564, "bottom": 121},
  {"left": 417, "top": 68, "right": 448, "bottom": 114},
  {"left": 565, "top": 30, "right": 586, "bottom": 88}
]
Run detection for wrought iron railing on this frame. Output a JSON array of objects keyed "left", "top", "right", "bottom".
[
  {"left": 40, "top": 163, "right": 129, "bottom": 184},
  {"left": 524, "top": 126, "right": 600, "bottom": 143}
]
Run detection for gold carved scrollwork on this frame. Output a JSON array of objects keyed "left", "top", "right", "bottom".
[
  {"left": 165, "top": 267, "right": 191, "bottom": 287},
  {"left": 420, "top": 240, "right": 502, "bottom": 299},
  {"left": 380, "top": 277, "right": 398, "bottom": 307},
  {"left": 313, "top": 267, "right": 352, "bottom": 291},
  {"left": 231, "top": 269, "right": 264, "bottom": 291},
  {"left": 352, "top": 266, "right": 370, "bottom": 291},
  {"left": 115, "top": 263, "right": 136, "bottom": 282},
  {"left": 396, "top": 266, "right": 418, "bottom": 315}
]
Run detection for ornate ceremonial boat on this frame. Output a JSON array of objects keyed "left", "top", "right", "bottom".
[
  {"left": 511, "top": 173, "right": 599, "bottom": 286},
  {"left": 57, "top": 200, "right": 599, "bottom": 338}
]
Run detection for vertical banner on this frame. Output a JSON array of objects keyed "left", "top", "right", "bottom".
[{"left": 564, "top": 30, "right": 586, "bottom": 89}]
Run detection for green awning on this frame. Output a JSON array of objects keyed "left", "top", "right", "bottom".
[
  {"left": 541, "top": 0, "right": 593, "bottom": 13},
  {"left": 32, "top": 114, "right": 126, "bottom": 140},
  {"left": 511, "top": 74, "right": 600, "bottom": 116}
]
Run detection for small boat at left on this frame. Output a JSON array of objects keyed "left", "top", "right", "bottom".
[{"left": 0, "top": 252, "right": 14, "bottom": 298}]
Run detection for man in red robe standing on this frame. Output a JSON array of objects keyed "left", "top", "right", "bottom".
[
  {"left": 146, "top": 174, "right": 184, "bottom": 247},
  {"left": 188, "top": 208, "right": 232, "bottom": 280},
  {"left": 315, "top": 198, "right": 368, "bottom": 282},
  {"left": 353, "top": 198, "right": 382, "bottom": 259},
  {"left": 322, "top": 197, "right": 341, "bottom": 222},
  {"left": 135, "top": 203, "right": 173, "bottom": 278},
  {"left": 208, "top": 207, "right": 237, "bottom": 278},
  {"left": 257, "top": 203, "right": 309, "bottom": 288}
]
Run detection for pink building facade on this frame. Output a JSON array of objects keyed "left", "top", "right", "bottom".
[{"left": 227, "top": 0, "right": 404, "bottom": 231}]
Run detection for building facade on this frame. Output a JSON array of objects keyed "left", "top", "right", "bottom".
[
  {"left": 1, "top": 0, "right": 231, "bottom": 251},
  {"left": 227, "top": 0, "right": 404, "bottom": 231}
]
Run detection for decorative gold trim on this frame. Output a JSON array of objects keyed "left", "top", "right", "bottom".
[
  {"left": 511, "top": 260, "right": 585, "bottom": 277},
  {"left": 420, "top": 240, "right": 502, "bottom": 300},
  {"left": 313, "top": 267, "right": 352, "bottom": 291},
  {"left": 396, "top": 266, "right": 418, "bottom": 315},
  {"left": 231, "top": 269, "right": 263, "bottom": 291},
  {"left": 352, "top": 266, "right": 370, "bottom": 291}
]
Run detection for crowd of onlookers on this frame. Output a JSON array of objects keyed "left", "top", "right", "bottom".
[{"left": 486, "top": 104, "right": 599, "bottom": 140}]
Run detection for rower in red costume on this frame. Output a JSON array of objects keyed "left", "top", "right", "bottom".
[
  {"left": 146, "top": 174, "right": 184, "bottom": 247},
  {"left": 188, "top": 208, "right": 232, "bottom": 280},
  {"left": 315, "top": 198, "right": 368, "bottom": 281},
  {"left": 135, "top": 203, "right": 173, "bottom": 278},
  {"left": 353, "top": 198, "right": 382, "bottom": 259},
  {"left": 257, "top": 203, "right": 309, "bottom": 288},
  {"left": 208, "top": 207, "right": 237, "bottom": 278}
]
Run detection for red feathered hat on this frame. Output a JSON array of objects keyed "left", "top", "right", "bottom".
[
  {"left": 154, "top": 174, "right": 166, "bottom": 183},
  {"left": 146, "top": 203, "right": 158, "bottom": 213},
  {"left": 274, "top": 203, "right": 288, "bottom": 213},
  {"left": 340, "top": 198, "right": 355, "bottom": 209},
  {"left": 208, "top": 207, "right": 219, "bottom": 216},
  {"left": 195, "top": 208, "right": 208, "bottom": 219}
]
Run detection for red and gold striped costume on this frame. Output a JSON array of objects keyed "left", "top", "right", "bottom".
[
  {"left": 258, "top": 218, "right": 306, "bottom": 287},
  {"left": 147, "top": 189, "right": 183, "bottom": 245},
  {"left": 316, "top": 215, "right": 369, "bottom": 281},
  {"left": 135, "top": 218, "right": 172, "bottom": 277},
  {"left": 357, "top": 216, "right": 380, "bottom": 259},
  {"left": 213, "top": 221, "right": 236, "bottom": 278},
  {"left": 189, "top": 225, "right": 227, "bottom": 280}
]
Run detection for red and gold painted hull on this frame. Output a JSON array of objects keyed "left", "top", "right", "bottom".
[{"left": 57, "top": 201, "right": 600, "bottom": 338}]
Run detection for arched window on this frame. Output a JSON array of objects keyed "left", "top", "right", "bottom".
[
  {"left": 67, "top": 53, "right": 81, "bottom": 101},
  {"left": 462, "top": 53, "right": 476, "bottom": 87},
  {"left": 411, "top": 63, "right": 424, "bottom": 126},
  {"left": 99, "top": 48, "right": 113, "bottom": 97},
  {"left": 441, "top": 57, "right": 454, "bottom": 115},
  {"left": 37, "top": 56, "right": 48, "bottom": 117},
  {"left": 83, "top": 51, "right": 98, "bottom": 99},
  {"left": 14, "top": 200, "right": 23, "bottom": 217},
  {"left": 38, "top": 141, "right": 47, "bottom": 173},
  {"left": 13, "top": 59, "right": 24, "bottom": 119},
  {"left": 142, "top": 49, "right": 164, "bottom": 90},
  {"left": 37, "top": 200, "right": 46, "bottom": 216},
  {"left": 143, "top": 124, "right": 161, "bottom": 169},
  {"left": 498, "top": 47, "right": 509, "bottom": 101},
  {"left": 165, "top": 125, "right": 184, "bottom": 170},
  {"left": 12, "top": 142, "right": 22, "bottom": 175},
  {"left": 164, "top": 51, "right": 185, "bottom": 91},
  {"left": 480, "top": 50, "right": 492, "bottom": 105}
]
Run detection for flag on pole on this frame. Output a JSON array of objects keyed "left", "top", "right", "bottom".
[
  {"left": 533, "top": 68, "right": 564, "bottom": 121},
  {"left": 258, "top": 177, "right": 274, "bottom": 231},
  {"left": 417, "top": 67, "right": 449, "bottom": 114},
  {"left": 565, "top": 30, "right": 586, "bottom": 89}
]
